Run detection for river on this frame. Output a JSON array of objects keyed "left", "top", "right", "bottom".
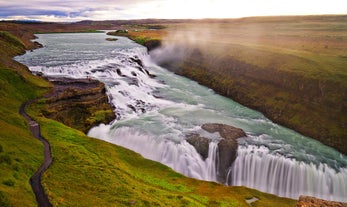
[{"left": 15, "top": 32, "right": 347, "bottom": 202}]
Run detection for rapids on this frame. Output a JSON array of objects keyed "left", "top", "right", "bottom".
[{"left": 15, "top": 32, "right": 347, "bottom": 202}]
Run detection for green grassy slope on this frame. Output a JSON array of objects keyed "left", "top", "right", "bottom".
[
  {"left": 0, "top": 27, "right": 296, "bottom": 206},
  {"left": 0, "top": 32, "right": 51, "bottom": 206}
]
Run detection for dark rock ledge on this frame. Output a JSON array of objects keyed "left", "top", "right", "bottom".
[
  {"left": 186, "top": 123, "right": 246, "bottom": 183},
  {"left": 41, "top": 77, "right": 116, "bottom": 133}
]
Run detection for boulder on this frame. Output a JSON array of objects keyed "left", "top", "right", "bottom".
[
  {"left": 186, "top": 123, "right": 246, "bottom": 183},
  {"left": 201, "top": 123, "right": 246, "bottom": 139},
  {"left": 186, "top": 134, "right": 210, "bottom": 160}
]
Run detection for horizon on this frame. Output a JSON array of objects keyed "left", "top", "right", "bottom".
[
  {"left": 1, "top": 0, "right": 346, "bottom": 22},
  {"left": 2, "top": 14, "right": 347, "bottom": 24}
]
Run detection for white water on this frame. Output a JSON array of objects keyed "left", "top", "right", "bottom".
[
  {"left": 227, "top": 145, "right": 347, "bottom": 202},
  {"left": 15, "top": 32, "right": 347, "bottom": 202}
]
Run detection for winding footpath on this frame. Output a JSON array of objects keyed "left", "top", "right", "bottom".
[{"left": 20, "top": 101, "right": 53, "bottom": 207}]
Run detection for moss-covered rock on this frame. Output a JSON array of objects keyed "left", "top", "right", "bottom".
[{"left": 42, "top": 78, "right": 116, "bottom": 133}]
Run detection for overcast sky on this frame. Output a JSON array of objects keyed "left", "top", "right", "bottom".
[{"left": 0, "top": 0, "right": 346, "bottom": 22}]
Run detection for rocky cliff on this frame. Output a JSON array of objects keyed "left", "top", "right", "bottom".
[{"left": 42, "top": 78, "right": 115, "bottom": 133}]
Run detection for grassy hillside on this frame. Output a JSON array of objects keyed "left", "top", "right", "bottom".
[
  {"left": 0, "top": 25, "right": 295, "bottom": 206},
  {"left": 0, "top": 32, "right": 51, "bottom": 206}
]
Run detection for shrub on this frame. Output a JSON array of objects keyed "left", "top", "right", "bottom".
[
  {"left": 0, "top": 154, "right": 11, "bottom": 165},
  {"left": 0, "top": 191, "right": 11, "bottom": 207},
  {"left": 2, "top": 179, "right": 15, "bottom": 187}
]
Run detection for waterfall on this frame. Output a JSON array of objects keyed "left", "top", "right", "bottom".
[
  {"left": 89, "top": 126, "right": 218, "bottom": 181},
  {"left": 226, "top": 145, "right": 347, "bottom": 202},
  {"left": 16, "top": 32, "right": 347, "bottom": 203}
]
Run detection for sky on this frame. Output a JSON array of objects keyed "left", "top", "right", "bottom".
[{"left": 0, "top": 0, "right": 346, "bottom": 22}]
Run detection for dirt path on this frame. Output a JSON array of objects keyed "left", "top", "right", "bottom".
[{"left": 20, "top": 101, "right": 53, "bottom": 207}]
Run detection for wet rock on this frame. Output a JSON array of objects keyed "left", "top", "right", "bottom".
[
  {"left": 33, "top": 41, "right": 43, "bottom": 48},
  {"left": 144, "top": 68, "right": 157, "bottom": 78},
  {"left": 105, "top": 37, "right": 118, "bottom": 41},
  {"left": 136, "top": 66, "right": 145, "bottom": 74},
  {"left": 296, "top": 196, "right": 347, "bottom": 207},
  {"left": 203, "top": 123, "right": 246, "bottom": 183},
  {"left": 91, "top": 68, "right": 105, "bottom": 73},
  {"left": 186, "top": 134, "right": 210, "bottom": 160},
  {"left": 186, "top": 123, "right": 246, "bottom": 183},
  {"left": 33, "top": 71, "right": 44, "bottom": 76},
  {"left": 130, "top": 56, "right": 144, "bottom": 67},
  {"left": 127, "top": 104, "right": 136, "bottom": 112},
  {"left": 202, "top": 123, "right": 246, "bottom": 139},
  {"left": 127, "top": 78, "right": 139, "bottom": 87},
  {"left": 116, "top": 68, "right": 126, "bottom": 77},
  {"left": 118, "top": 90, "right": 129, "bottom": 97}
]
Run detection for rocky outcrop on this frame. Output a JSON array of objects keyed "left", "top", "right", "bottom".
[
  {"left": 143, "top": 39, "right": 161, "bottom": 51},
  {"left": 187, "top": 123, "right": 246, "bottom": 182},
  {"left": 296, "top": 196, "right": 347, "bottom": 207},
  {"left": 42, "top": 78, "right": 116, "bottom": 133},
  {"left": 186, "top": 134, "right": 210, "bottom": 160}
]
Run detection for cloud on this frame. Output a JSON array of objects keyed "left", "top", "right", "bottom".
[
  {"left": 0, "top": 6, "right": 68, "bottom": 17},
  {"left": 0, "top": 0, "right": 346, "bottom": 22}
]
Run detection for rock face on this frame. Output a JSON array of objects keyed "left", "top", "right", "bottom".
[
  {"left": 296, "top": 196, "right": 347, "bottom": 207},
  {"left": 186, "top": 123, "right": 246, "bottom": 183},
  {"left": 186, "top": 134, "right": 210, "bottom": 160},
  {"left": 143, "top": 39, "right": 161, "bottom": 51},
  {"left": 42, "top": 78, "right": 116, "bottom": 133}
]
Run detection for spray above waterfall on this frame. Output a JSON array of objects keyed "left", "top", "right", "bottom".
[{"left": 15, "top": 32, "right": 347, "bottom": 202}]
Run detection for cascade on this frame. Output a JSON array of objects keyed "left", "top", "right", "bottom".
[
  {"left": 89, "top": 126, "right": 218, "bottom": 181},
  {"left": 227, "top": 145, "right": 347, "bottom": 202}
]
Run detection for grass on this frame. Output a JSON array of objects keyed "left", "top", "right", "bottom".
[
  {"left": 0, "top": 27, "right": 296, "bottom": 206},
  {"left": 0, "top": 68, "right": 50, "bottom": 206},
  {"left": 108, "top": 29, "right": 166, "bottom": 45},
  {"left": 0, "top": 31, "right": 52, "bottom": 206}
]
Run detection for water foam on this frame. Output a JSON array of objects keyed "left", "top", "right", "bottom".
[{"left": 227, "top": 145, "right": 347, "bottom": 202}]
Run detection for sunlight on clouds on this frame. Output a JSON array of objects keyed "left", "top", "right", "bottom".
[{"left": 0, "top": 0, "right": 346, "bottom": 21}]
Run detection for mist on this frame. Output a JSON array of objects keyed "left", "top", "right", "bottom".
[{"left": 149, "top": 19, "right": 269, "bottom": 72}]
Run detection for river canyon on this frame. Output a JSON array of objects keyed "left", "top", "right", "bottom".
[{"left": 15, "top": 32, "right": 347, "bottom": 202}]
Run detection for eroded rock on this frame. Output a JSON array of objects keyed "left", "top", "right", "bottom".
[
  {"left": 42, "top": 78, "right": 116, "bottom": 133},
  {"left": 186, "top": 123, "right": 246, "bottom": 182},
  {"left": 186, "top": 134, "right": 210, "bottom": 160}
]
